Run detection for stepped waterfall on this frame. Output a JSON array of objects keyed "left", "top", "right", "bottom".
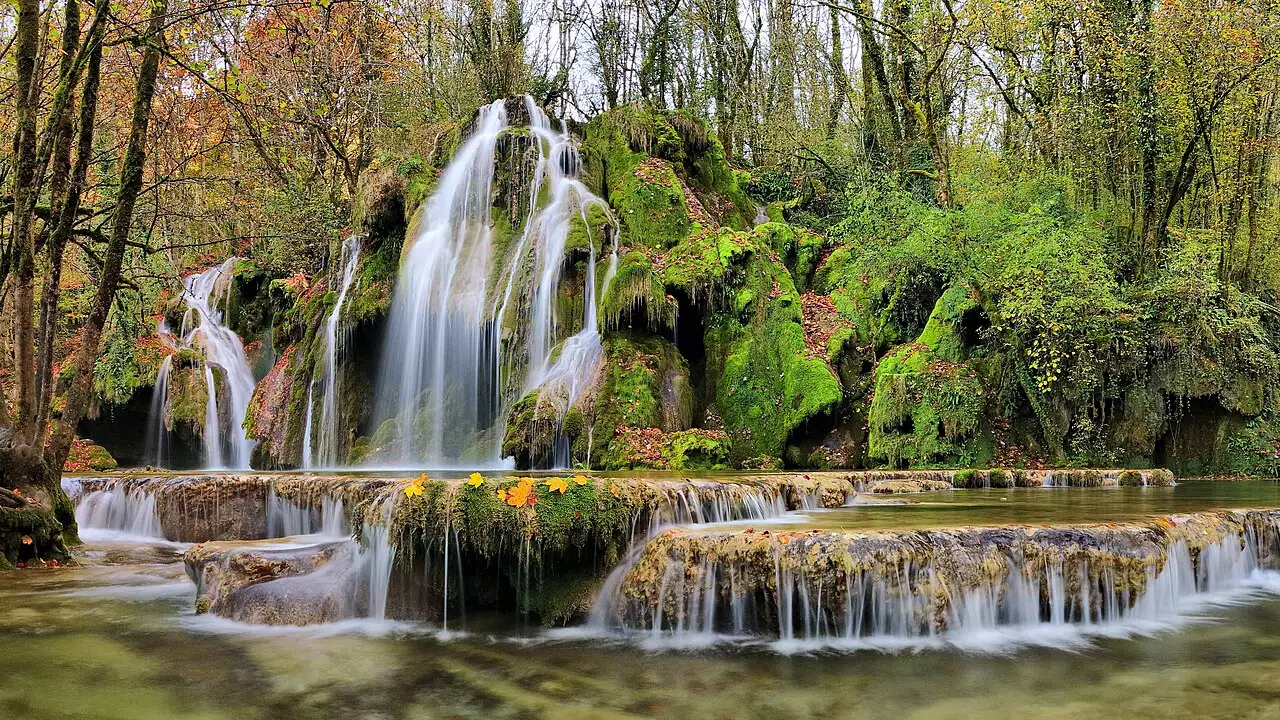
[{"left": 374, "top": 96, "right": 615, "bottom": 467}]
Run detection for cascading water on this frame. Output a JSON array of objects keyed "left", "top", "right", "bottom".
[
  {"left": 143, "top": 352, "right": 173, "bottom": 467},
  {"left": 586, "top": 513, "right": 1280, "bottom": 652},
  {"left": 303, "top": 236, "right": 362, "bottom": 468},
  {"left": 266, "top": 491, "right": 349, "bottom": 539},
  {"left": 69, "top": 480, "right": 166, "bottom": 542},
  {"left": 146, "top": 260, "right": 257, "bottom": 469},
  {"left": 374, "top": 97, "right": 615, "bottom": 467},
  {"left": 183, "top": 260, "right": 257, "bottom": 468}
]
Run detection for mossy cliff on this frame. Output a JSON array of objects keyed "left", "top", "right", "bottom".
[{"left": 76, "top": 101, "right": 1280, "bottom": 476}]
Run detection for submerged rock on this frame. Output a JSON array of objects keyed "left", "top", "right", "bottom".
[{"left": 185, "top": 539, "right": 350, "bottom": 624}]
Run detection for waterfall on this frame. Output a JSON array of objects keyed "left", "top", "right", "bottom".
[
  {"left": 143, "top": 353, "right": 173, "bottom": 467},
  {"left": 374, "top": 97, "right": 615, "bottom": 468},
  {"left": 266, "top": 490, "right": 349, "bottom": 539},
  {"left": 164, "top": 259, "right": 257, "bottom": 469},
  {"left": 304, "top": 236, "right": 362, "bottom": 468},
  {"left": 74, "top": 485, "right": 166, "bottom": 542}
]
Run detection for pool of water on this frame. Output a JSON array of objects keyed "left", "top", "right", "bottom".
[
  {"left": 5, "top": 543, "right": 1280, "bottom": 719},
  {"left": 10, "top": 480, "right": 1280, "bottom": 718},
  {"left": 759, "top": 480, "right": 1280, "bottom": 532}
]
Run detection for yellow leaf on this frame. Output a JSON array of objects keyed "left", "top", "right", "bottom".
[
  {"left": 518, "top": 476, "right": 535, "bottom": 490},
  {"left": 496, "top": 488, "right": 508, "bottom": 502},
  {"left": 506, "top": 483, "right": 535, "bottom": 507},
  {"left": 466, "top": 473, "right": 484, "bottom": 488},
  {"left": 546, "top": 477, "right": 568, "bottom": 494},
  {"left": 404, "top": 483, "right": 423, "bottom": 498},
  {"left": 572, "top": 475, "right": 589, "bottom": 486},
  {"left": 610, "top": 483, "right": 622, "bottom": 499}
]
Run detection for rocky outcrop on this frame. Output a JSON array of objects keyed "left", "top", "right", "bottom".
[{"left": 185, "top": 539, "right": 350, "bottom": 624}]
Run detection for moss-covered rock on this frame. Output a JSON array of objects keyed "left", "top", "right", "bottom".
[
  {"left": 867, "top": 285, "right": 992, "bottom": 468},
  {"left": 656, "top": 226, "right": 842, "bottom": 464},
  {"left": 63, "top": 439, "right": 117, "bottom": 472}
]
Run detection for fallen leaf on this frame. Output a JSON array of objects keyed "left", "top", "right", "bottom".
[
  {"left": 20, "top": 536, "right": 32, "bottom": 545},
  {"left": 466, "top": 473, "right": 484, "bottom": 488},
  {"left": 546, "top": 477, "right": 569, "bottom": 494},
  {"left": 497, "top": 488, "right": 508, "bottom": 502},
  {"left": 404, "top": 483, "right": 424, "bottom": 498},
  {"left": 610, "top": 483, "right": 622, "bottom": 499},
  {"left": 572, "top": 475, "right": 589, "bottom": 486}
]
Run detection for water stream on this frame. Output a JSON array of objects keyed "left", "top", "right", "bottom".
[{"left": 20, "top": 477, "right": 1280, "bottom": 718}]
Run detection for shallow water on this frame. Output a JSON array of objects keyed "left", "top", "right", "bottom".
[
  {"left": 5, "top": 548, "right": 1280, "bottom": 719},
  {"left": 767, "top": 480, "right": 1280, "bottom": 532},
  {"left": 9, "top": 480, "right": 1280, "bottom": 718}
]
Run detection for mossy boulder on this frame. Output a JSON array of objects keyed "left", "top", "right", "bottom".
[
  {"left": 581, "top": 105, "right": 754, "bottom": 251},
  {"left": 868, "top": 343, "right": 988, "bottom": 467},
  {"left": 867, "top": 285, "right": 992, "bottom": 468},
  {"left": 63, "top": 439, "right": 117, "bottom": 472},
  {"left": 660, "top": 226, "right": 843, "bottom": 464}
]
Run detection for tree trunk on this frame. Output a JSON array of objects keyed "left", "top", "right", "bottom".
[
  {"left": 47, "top": 0, "right": 168, "bottom": 513},
  {"left": 35, "top": 0, "right": 106, "bottom": 440},
  {"left": 9, "top": 0, "right": 42, "bottom": 445}
]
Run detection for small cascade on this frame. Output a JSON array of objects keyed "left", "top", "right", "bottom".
[
  {"left": 374, "top": 97, "right": 615, "bottom": 467},
  {"left": 588, "top": 511, "right": 1280, "bottom": 650},
  {"left": 143, "top": 353, "right": 173, "bottom": 467},
  {"left": 304, "top": 236, "right": 362, "bottom": 468},
  {"left": 74, "top": 484, "right": 166, "bottom": 541},
  {"left": 361, "top": 499, "right": 398, "bottom": 621},
  {"left": 266, "top": 490, "right": 349, "bottom": 539}
]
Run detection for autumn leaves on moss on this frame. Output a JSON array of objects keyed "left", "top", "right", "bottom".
[{"left": 394, "top": 473, "right": 635, "bottom": 571}]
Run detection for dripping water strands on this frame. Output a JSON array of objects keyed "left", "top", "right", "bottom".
[
  {"left": 303, "top": 236, "right": 363, "bottom": 469},
  {"left": 373, "top": 97, "right": 618, "bottom": 469}
]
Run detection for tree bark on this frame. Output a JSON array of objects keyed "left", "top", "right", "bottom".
[{"left": 9, "top": 0, "right": 42, "bottom": 444}]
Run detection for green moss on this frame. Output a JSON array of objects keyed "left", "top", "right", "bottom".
[
  {"left": 665, "top": 430, "right": 731, "bottom": 469},
  {"left": 394, "top": 477, "right": 637, "bottom": 609},
  {"left": 988, "top": 468, "right": 1010, "bottom": 488},
  {"left": 916, "top": 284, "right": 981, "bottom": 363},
  {"left": 0, "top": 505, "right": 65, "bottom": 566},
  {"left": 167, "top": 362, "right": 209, "bottom": 431},
  {"left": 1118, "top": 469, "right": 1143, "bottom": 486},
  {"left": 868, "top": 342, "right": 988, "bottom": 467},
  {"left": 953, "top": 469, "right": 980, "bottom": 488},
  {"left": 657, "top": 225, "right": 843, "bottom": 463},
  {"left": 867, "top": 286, "right": 992, "bottom": 468},
  {"left": 585, "top": 334, "right": 690, "bottom": 467}
]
